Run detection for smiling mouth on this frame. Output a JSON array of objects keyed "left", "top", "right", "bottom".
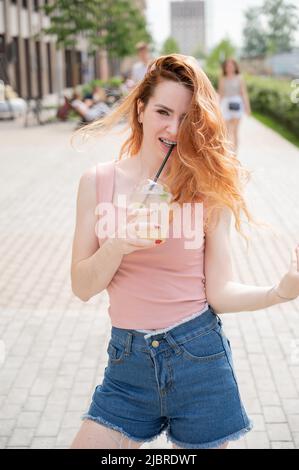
[{"left": 159, "top": 138, "right": 177, "bottom": 147}]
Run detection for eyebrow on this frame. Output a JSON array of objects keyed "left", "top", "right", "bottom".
[{"left": 154, "top": 104, "right": 187, "bottom": 116}]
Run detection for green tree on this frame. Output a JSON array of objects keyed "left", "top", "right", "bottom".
[
  {"left": 263, "top": 0, "right": 299, "bottom": 54},
  {"left": 160, "top": 37, "right": 180, "bottom": 55},
  {"left": 242, "top": 7, "right": 267, "bottom": 58},
  {"left": 206, "top": 38, "right": 236, "bottom": 69},
  {"left": 242, "top": 0, "right": 299, "bottom": 57},
  {"left": 41, "top": 0, "right": 151, "bottom": 58}
]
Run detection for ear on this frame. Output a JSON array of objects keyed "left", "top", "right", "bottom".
[{"left": 137, "top": 99, "right": 144, "bottom": 123}]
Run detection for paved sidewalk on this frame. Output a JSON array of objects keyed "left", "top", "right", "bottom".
[{"left": 0, "top": 116, "right": 298, "bottom": 449}]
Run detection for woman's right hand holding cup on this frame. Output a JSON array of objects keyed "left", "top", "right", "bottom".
[{"left": 109, "top": 206, "right": 165, "bottom": 256}]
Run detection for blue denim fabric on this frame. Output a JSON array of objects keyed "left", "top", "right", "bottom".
[{"left": 82, "top": 305, "right": 253, "bottom": 449}]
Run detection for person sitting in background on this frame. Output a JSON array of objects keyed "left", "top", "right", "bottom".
[
  {"left": 83, "top": 85, "right": 107, "bottom": 105},
  {"left": 70, "top": 88, "right": 110, "bottom": 123},
  {"left": 92, "top": 85, "right": 107, "bottom": 103},
  {"left": 0, "top": 83, "right": 27, "bottom": 118}
]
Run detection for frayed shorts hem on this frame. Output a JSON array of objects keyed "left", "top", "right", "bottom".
[
  {"left": 165, "top": 419, "right": 254, "bottom": 449},
  {"left": 81, "top": 413, "right": 168, "bottom": 445}
]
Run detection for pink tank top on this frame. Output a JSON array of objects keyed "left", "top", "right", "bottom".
[{"left": 96, "top": 160, "right": 208, "bottom": 329}]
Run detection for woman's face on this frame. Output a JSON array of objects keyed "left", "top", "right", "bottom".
[
  {"left": 137, "top": 79, "right": 192, "bottom": 160},
  {"left": 225, "top": 60, "right": 236, "bottom": 75}
]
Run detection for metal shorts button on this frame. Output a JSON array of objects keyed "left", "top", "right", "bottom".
[{"left": 151, "top": 340, "right": 159, "bottom": 348}]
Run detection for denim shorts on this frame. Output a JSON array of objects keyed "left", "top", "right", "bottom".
[{"left": 82, "top": 305, "right": 253, "bottom": 449}]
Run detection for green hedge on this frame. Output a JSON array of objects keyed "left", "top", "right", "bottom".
[
  {"left": 245, "top": 76, "right": 299, "bottom": 137},
  {"left": 204, "top": 67, "right": 219, "bottom": 90},
  {"left": 82, "top": 76, "right": 123, "bottom": 97},
  {"left": 204, "top": 68, "right": 299, "bottom": 138}
]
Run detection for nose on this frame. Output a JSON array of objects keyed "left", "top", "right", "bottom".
[{"left": 165, "top": 117, "right": 180, "bottom": 139}]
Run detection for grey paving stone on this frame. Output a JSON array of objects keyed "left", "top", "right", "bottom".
[
  {"left": 0, "top": 437, "right": 8, "bottom": 449},
  {"left": 249, "top": 414, "right": 266, "bottom": 431},
  {"left": 287, "top": 414, "right": 299, "bottom": 432},
  {"left": 35, "top": 418, "right": 62, "bottom": 437},
  {"left": 0, "top": 420, "right": 15, "bottom": 437},
  {"left": 271, "top": 441, "right": 295, "bottom": 449},
  {"left": 245, "top": 431, "right": 270, "bottom": 449},
  {"left": 8, "top": 428, "right": 34, "bottom": 447},
  {"left": 263, "top": 406, "right": 286, "bottom": 423},
  {"left": 31, "top": 437, "right": 56, "bottom": 449},
  {"left": 267, "top": 423, "right": 292, "bottom": 441},
  {"left": 281, "top": 398, "right": 299, "bottom": 414},
  {"left": 16, "top": 411, "right": 41, "bottom": 428}
]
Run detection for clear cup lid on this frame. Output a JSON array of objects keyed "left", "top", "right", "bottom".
[{"left": 138, "top": 179, "right": 170, "bottom": 196}]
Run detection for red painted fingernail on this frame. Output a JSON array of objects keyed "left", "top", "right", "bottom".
[{"left": 155, "top": 240, "right": 162, "bottom": 244}]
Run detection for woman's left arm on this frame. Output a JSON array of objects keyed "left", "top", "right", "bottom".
[
  {"left": 204, "top": 206, "right": 299, "bottom": 314},
  {"left": 240, "top": 75, "right": 251, "bottom": 115}
]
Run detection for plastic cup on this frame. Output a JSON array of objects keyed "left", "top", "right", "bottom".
[{"left": 128, "top": 178, "right": 173, "bottom": 240}]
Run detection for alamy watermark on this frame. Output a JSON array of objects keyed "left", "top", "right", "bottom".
[{"left": 94, "top": 196, "right": 204, "bottom": 250}]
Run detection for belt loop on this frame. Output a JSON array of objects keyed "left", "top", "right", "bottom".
[
  {"left": 164, "top": 332, "right": 181, "bottom": 355},
  {"left": 125, "top": 332, "right": 133, "bottom": 356}
]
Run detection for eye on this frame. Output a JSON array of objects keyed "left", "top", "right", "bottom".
[{"left": 157, "top": 109, "right": 169, "bottom": 116}]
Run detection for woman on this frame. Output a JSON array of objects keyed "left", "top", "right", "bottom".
[
  {"left": 218, "top": 58, "right": 251, "bottom": 154},
  {"left": 70, "top": 54, "right": 299, "bottom": 449}
]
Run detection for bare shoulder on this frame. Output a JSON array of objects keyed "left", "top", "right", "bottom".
[
  {"left": 78, "top": 159, "right": 137, "bottom": 209},
  {"left": 77, "top": 165, "right": 97, "bottom": 208},
  {"left": 205, "top": 205, "right": 233, "bottom": 239},
  {"left": 71, "top": 165, "right": 99, "bottom": 271},
  {"left": 204, "top": 206, "right": 234, "bottom": 297}
]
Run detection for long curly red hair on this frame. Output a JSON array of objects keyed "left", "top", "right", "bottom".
[{"left": 74, "top": 54, "right": 263, "bottom": 244}]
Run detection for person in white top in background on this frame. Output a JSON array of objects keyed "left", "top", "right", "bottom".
[
  {"left": 131, "top": 42, "right": 152, "bottom": 84},
  {"left": 218, "top": 58, "right": 251, "bottom": 154}
]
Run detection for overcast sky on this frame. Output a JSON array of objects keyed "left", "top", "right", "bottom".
[{"left": 145, "top": 0, "right": 299, "bottom": 52}]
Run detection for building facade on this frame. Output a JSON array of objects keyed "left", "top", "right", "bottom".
[
  {"left": 170, "top": 0, "right": 206, "bottom": 56},
  {"left": 0, "top": 0, "right": 146, "bottom": 99},
  {"left": 0, "top": 0, "right": 107, "bottom": 99}
]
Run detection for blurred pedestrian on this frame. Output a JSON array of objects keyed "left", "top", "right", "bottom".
[
  {"left": 131, "top": 41, "right": 151, "bottom": 84},
  {"left": 218, "top": 58, "right": 251, "bottom": 154},
  {"left": 119, "top": 71, "right": 135, "bottom": 96}
]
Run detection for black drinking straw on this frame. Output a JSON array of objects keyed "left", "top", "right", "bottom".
[
  {"left": 142, "top": 144, "right": 176, "bottom": 204},
  {"left": 153, "top": 143, "right": 176, "bottom": 183}
]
